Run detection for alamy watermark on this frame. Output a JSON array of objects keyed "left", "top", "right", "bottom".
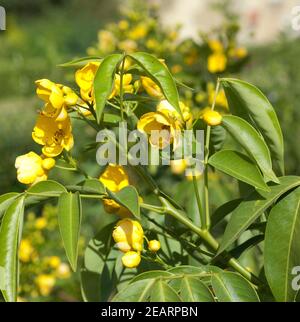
[
  {"left": 0, "top": 6, "right": 6, "bottom": 31},
  {"left": 95, "top": 122, "right": 205, "bottom": 177},
  {"left": 292, "top": 266, "right": 300, "bottom": 292}
]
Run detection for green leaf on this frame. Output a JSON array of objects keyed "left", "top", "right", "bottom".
[
  {"left": 0, "top": 196, "right": 25, "bottom": 302},
  {"left": 230, "top": 235, "right": 264, "bottom": 258},
  {"left": 94, "top": 53, "right": 123, "bottom": 123},
  {"left": 211, "top": 198, "right": 242, "bottom": 228},
  {"left": 167, "top": 265, "right": 221, "bottom": 291},
  {"left": 212, "top": 272, "right": 260, "bottom": 302},
  {"left": 131, "top": 270, "right": 173, "bottom": 283},
  {"left": 129, "top": 52, "right": 181, "bottom": 116},
  {"left": 218, "top": 176, "right": 300, "bottom": 254},
  {"left": 57, "top": 192, "right": 82, "bottom": 271},
  {"left": 265, "top": 187, "right": 300, "bottom": 302},
  {"left": 107, "top": 185, "right": 140, "bottom": 219},
  {"left": 112, "top": 279, "right": 156, "bottom": 302},
  {"left": 0, "top": 193, "right": 19, "bottom": 219},
  {"left": 222, "top": 115, "right": 278, "bottom": 183},
  {"left": 150, "top": 280, "right": 181, "bottom": 302},
  {"left": 180, "top": 277, "right": 215, "bottom": 302},
  {"left": 221, "top": 78, "right": 284, "bottom": 175},
  {"left": 209, "top": 150, "right": 270, "bottom": 191},
  {"left": 81, "top": 223, "right": 117, "bottom": 302},
  {"left": 26, "top": 180, "right": 67, "bottom": 206},
  {"left": 58, "top": 56, "right": 102, "bottom": 67},
  {"left": 67, "top": 179, "right": 105, "bottom": 196}
]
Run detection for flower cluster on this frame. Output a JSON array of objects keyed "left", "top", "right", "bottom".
[{"left": 112, "top": 218, "right": 160, "bottom": 268}]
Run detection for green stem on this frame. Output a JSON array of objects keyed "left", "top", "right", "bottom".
[
  {"left": 192, "top": 174, "right": 205, "bottom": 229},
  {"left": 119, "top": 55, "right": 126, "bottom": 120},
  {"left": 203, "top": 78, "right": 221, "bottom": 229},
  {"left": 159, "top": 196, "right": 261, "bottom": 285}
]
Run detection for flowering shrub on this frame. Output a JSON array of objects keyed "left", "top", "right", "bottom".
[
  {"left": 0, "top": 1, "right": 299, "bottom": 304},
  {"left": 0, "top": 46, "right": 299, "bottom": 303}
]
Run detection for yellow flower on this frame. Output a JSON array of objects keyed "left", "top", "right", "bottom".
[
  {"left": 112, "top": 218, "right": 144, "bottom": 252},
  {"left": 19, "top": 239, "right": 34, "bottom": 263},
  {"left": 99, "top": 164, "right": 132, "bottom": 217},
  {"left": 137, "top": 102, "right": 184, "bottom": 150},
  {"left": 36, "top": 80, "right": 78, "bottom": 121},
  {"left": 56, "top": 263, "right": 71, "bottom": 279},
  {"left": 207, "top": 52, "right": 227, "bottom": 73},
  {"left": 47, "top": 256, "right": 61, "bottom": 269},
  {"left": 35, "top": 217, "right": 48, "bottom": 230},
  {"left": 75, "top": 61, "right": 100, "bottom": 104},
  {"left": 118, "top": 40, "right": 137, "bottom": 53},
  {"left": 207, "top": 83, "right": 228, "bottom": 110},
  {"left": 128, "top": 23, "right": 148, "bottom": 40},
  {"left": 118, "top": 20, "right": 129, "bottom": 31},
  {"left": 121, "top": 251, "right": 141, "bottom": 268},
  {"left": 141, "top": 76, "right": 164, "bottom": 99},
  {"left": 32, "top": 113, "right": 74, "bottom": 157},
  {"left": 229, "top": 47, "right": 248, "bottom": 59},
  {"left": 15, "top": 152, "right": 55, "bottom": 185},
  {"left": 99, "top": 164, "right": 129, "bottom": 192},
  {"left": 202, "top": 109, "right": 222, "bottom": 126},
  {"left": 35, "top": 274, "right": 56, "bottom": 296},
  {"left": 157, "top": 100, "right": 193, "bottom": 128},
  {"left": 170, "top": 159, "right": 187, "bottom": 175},
  {"left": 35, "top": 79, "right": 64, "bottom": 110},
  {"left": 208, "top": 39, "right": 224, "bottom": 53},
  {"left": 109, "top": 73, "right": 134, "bottom": 99},
  {"left": 146, "top": 38, "right": 159, "bottom": 50},
  {"left": 148, "top": 240, "right": 161, "bottom": 252},
  {"left": 98, "top": 30, "right": 116, "bottom": 53}
]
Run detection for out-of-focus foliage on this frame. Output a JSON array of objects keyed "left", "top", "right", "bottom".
[
  {"left": 18, "top": 204, "right": 81, "bottom": 301},
  {"left": 87, "top": 0, "right": 248, "bottom": 119},
  {"left": 238, "top": 36, "right": 300, "bottom": 175}
]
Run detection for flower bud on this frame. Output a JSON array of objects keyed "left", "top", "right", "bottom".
[
  {"left": 112, "top": 219, "right": 144, "bottom": 252},
  {"left": 202, "top": 110, "right": 222, "bottom": 126},
  {"left": 121, "top": 251, "right": 141, "bottom": 268},
  {"left": 148, "top": 240, "right": 161, "bottom": 252}
]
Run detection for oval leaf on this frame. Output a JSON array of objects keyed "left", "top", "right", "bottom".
[
  {"left": 209, "top": 150, "right": 270, "bottom": 191},
  {"left": 67, "top": 179, "right": 105, "bottom": 196},
  {"left": 59, "top": 56, "right": 102, "bottom": 67},
  {"left": 107, "top": 185, "right": 140, "bottom": 219},
  {"left": 221, "top": 115, "right": 278, "bottom": 183},
  {"left": 58, "top": 192, "right": 82, "bottom": 271},
  {"left": 81, "top": 223, "right": 117, "bottom": 302},
  {"left": 0, "top": 196, "right": 25, "bottom": 302},
  {"left": 0, "top": 193, "right": 19, "bottom": 220},
  {"left": 180, "top": 277, "right": 215, "bottom": 302},
  {"left": 265, "top": 187, "right": 300, "bottom": 302},
  {"left": 131, "top": 270, "right": 173, "bottom": 283},
  {"left": 94, "top": 53, "right": 123, "bottom": 123},
  {"left": 129, "top": 52, "right": 181, "bottom": 116},
  {"left": 218, "top": 176, "right": 300, "bottom": 254},
  {"left": 112, "top": 279, "right": 156, "bottom": 302},
  {"left": 212, "top": 271, "right": 259, "bottom": 302},
  {"left": 221, "top": 78, "right": 284, "bottom": 175},
  {"left": 150, "top": 280, "right": 181, "bottom": 302}
]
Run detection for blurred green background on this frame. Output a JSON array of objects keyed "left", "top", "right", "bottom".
[{"left": 1, "top": 0, "right": 299, "bottom": 301}]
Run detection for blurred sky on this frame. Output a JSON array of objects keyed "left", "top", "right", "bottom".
[{"left": 156, "top": 0, "right": 300, "bottom": 43}]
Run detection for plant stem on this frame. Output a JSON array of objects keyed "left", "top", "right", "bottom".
[
  {"left": 203, "top": 78, "right": 221, "bottom": 230},
  {"left": 158, "top": 196, "right": 261, "bottom": 285},
  {"left": 119, "top": 55, "right": 126, "bottom": 120},
  {"left": 192, "top": 174, "right": 206, "bottom": 229}
]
